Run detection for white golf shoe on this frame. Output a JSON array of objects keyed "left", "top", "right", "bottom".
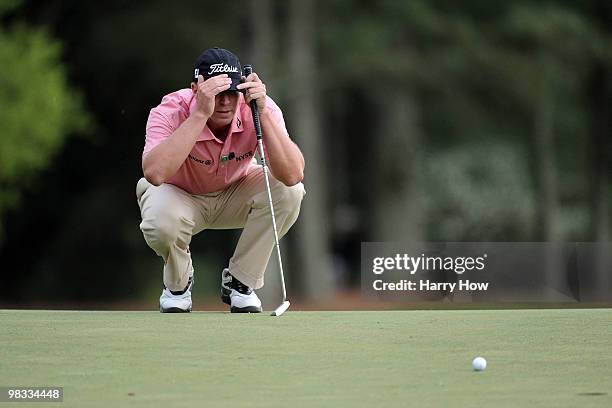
[
  {"left": 221, "top": 268, "right": 262, "bottom": 313},
  {"left": 159, "top": 276, "right": 193, "bottom": 313}
]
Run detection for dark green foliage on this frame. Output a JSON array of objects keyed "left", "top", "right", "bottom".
[{"left": 1, "top": 0, "right": 610, "bottom": 301}]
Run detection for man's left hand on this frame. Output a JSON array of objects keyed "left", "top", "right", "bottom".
[{"left": 237, "top": 73, "right": 267, "bottom": 112}]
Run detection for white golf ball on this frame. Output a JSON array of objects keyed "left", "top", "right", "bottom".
[{"left": 472, "top": 357, "right": 487, "bottom": 371}]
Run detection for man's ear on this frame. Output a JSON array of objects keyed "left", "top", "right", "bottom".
[{"left": 190, "top": 82, "right": 197, "bottom": 93}]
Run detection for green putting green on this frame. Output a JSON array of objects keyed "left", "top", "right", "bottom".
[{"left": 1, "top": 309, "right": 611, "bottom": 407}]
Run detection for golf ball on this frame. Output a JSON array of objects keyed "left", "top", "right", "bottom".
[{"left": 472, "top": 357, "right": 487, "bottom": 371}]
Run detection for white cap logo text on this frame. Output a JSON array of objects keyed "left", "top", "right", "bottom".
[{"left": 208, "top": 63, "right": 239, "bottom": 75}]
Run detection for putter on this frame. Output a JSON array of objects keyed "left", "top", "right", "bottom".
[{"left": 243, "top": 65, "right": 290, "bottom": 317}]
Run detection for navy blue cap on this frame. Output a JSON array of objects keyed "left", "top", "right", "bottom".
[{"left": 192, "top": 47, "right": 241, "bottom": 91}]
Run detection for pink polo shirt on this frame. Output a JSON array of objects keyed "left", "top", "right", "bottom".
[{"left": 144, "top": 89, "right": 287, "bottom": 194}]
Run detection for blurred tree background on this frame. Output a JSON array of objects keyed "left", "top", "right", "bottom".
[
  {"left": 0, "top": 0, "right": 89, "bottom": 243},
  {"left": 1, "top": 0, "right": 610, "bottom": 307}
]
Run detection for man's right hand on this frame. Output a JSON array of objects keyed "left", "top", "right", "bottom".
[{"left": 194, "top": 74, "right": 232, "bottom": 118}]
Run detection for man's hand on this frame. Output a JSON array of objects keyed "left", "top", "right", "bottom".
[
  {"left": 194, "top": 74, "right": 232, "bottom": 118},
  {"left": 237, "top": 72, "right": 267, "bottom": 112}
]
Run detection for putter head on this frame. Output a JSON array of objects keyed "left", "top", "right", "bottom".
[{"left": 271, "top": 301, "right": 290, "bottom": 317}]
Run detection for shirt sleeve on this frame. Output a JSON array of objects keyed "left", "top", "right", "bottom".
[
  {"left": 143, "top": 92, "right": 190, "bottom": 156},
  {"left": 264, "top": 96, "right": 288, "bottom": 133}
]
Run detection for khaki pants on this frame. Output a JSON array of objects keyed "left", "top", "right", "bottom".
[{"left": 136, "top": 168, "right": 305, "bottom": 291}]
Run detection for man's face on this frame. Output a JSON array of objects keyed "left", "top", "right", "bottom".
[{"left": 209, "top": 91, "right": 239, "bottom": 129}]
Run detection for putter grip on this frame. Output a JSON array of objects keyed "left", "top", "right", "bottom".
[{"left": 242, "top": 65, "right": 263, "bottom": 141}]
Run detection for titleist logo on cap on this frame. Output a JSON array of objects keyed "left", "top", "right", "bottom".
[{"left": 208, "top": 63, "right": 239, "bottom": 75}]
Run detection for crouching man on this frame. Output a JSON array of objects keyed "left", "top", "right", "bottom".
[{"left": 136, "top": 47, "right": 305, "bottom": 313}]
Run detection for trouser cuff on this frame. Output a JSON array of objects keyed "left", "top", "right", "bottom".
[{"left": 228, "top": 259, "right": 265, "bottom": 289}]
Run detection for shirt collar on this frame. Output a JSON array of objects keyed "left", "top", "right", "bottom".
[{"left": 229, "top": 98, "right": 245, "bottom": 135}]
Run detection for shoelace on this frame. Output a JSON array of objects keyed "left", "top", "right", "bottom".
[{"left": 229, "top": 275, "right": 252, "bottom": 295}]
